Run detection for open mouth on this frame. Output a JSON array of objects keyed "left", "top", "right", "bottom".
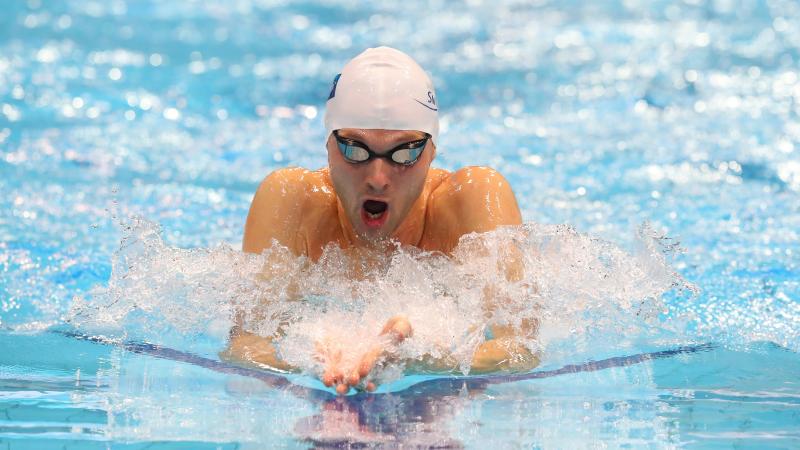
[{"left": 361, "top": 200, "right": 389, "bottom": 227}]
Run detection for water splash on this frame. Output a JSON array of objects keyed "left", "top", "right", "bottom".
[
  {"left": 68, "top": 217, "right": 696, "bottom": 380},
  {"left": 68, "top": 217, "right": 261, "bottom": 346}
]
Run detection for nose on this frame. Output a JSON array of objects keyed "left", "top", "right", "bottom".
[{"left": 364, "top": 158, "right": 391, "bottom": 193}]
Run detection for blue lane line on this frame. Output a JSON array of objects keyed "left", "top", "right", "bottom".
[
  {"left": 55, "top": 330, "right": 335, "bottom": 400},
  {"left": 55, "top": 330, "right": 714, "bottom": 398}
]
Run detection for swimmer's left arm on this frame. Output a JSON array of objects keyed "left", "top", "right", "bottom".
[
  {"left": 469, "top": 324, "right": 540, "bottom": 374},
  {"left": 428, "top": 166, "right": 539, "bottom": 374},
  {"left": 402, "top": 322, "right": 539, "bottom": 375}
]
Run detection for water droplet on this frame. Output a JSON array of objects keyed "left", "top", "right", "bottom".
[
  {"left": 149, "top": 53, "right": 163, "bottom": 66},
  {"left": 108, "top": 67, "right": 122, "bottom": 81},
  {"left": 163, "top": 108, "right": 181, "bottom": 121}
]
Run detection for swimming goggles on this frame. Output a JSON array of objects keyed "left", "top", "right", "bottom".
[{"left": 333, "top": 130, "right": 430, "bottom": 166}]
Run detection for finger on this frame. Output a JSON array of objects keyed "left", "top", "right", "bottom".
[
  {"left": 358, "top": 346, "right": 384, "bottom": 378},
  {"left": 365, "top": 381, "right": 376, "bottom": 392},
  {"left": 336, "top": 383, "right": 349, "bottom": 395},
  {"left": 381, "top": 316, "right": 412, "bottom": 342},
  {"left": 323, "top": 363, "right": 344, "bottom": 386},
  {"left": 332, "top": 367, "right": 344, "bottom": 385},
  {"left": 393, "top": 318, "right": 412, "bottom": 340},
  {"left": 381, "top": 316, "right": 398, "bottom": 334},
  {"left": 322, "top": 371, "right": 335, "bottom": 387},
  {"left": 346, "top": 370, "right": 361, "bottom": 387}
]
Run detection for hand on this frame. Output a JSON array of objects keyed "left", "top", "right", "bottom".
[{"left": 316, "top": 315, "right": 412, "bottom": 395}]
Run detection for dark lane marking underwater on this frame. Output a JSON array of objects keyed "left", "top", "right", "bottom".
[{"left": 54, "top": 330, "right": 714, "bottom": 400}]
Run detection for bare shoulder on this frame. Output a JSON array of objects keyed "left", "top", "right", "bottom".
[
  {"left": 426, "top": 167, "right": 451, "bottom": 189},
  {"left": 438, "top": 166, "right": 510, "bottom": 190},
  {"left": 430, "top": 166, "right": 518, "bottom": 212},
  {"left": 256, "top": 166, "right": 314, "bottom": 193},
  {"left": 423, "top": 166, "right": 522, "bottom": 252},
  {"left": 250, "top": 167, "right": 318, "bottom": 213},
  {"left": 243, "top": 167, "right": 335, "bottom": 255}
]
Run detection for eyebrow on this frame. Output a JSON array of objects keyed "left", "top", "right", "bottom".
[{"left": 337, "top": 130, "right": 426, "bottom": 142}]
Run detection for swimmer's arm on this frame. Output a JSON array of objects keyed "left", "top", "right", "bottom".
[
  {"left": 225, "top": 169, "right": 311, "bottom": 370},
  {"left": 405, "top": 323, "right": 539, "bottom": 375},
  {"left": 219, "top": 328, "right": 297, "bottom": 373},
  {"left": 424, "top": 167, "right": 539, "bottom": 373},
  {"left": 449, "top": 168, "right": 540, "bottom": 372},
  {"left": 242, "top": 167, "right": 309, "bottom": 255},
  {"left": 469, "top": 324, "right": 540, "bottom": 374}
]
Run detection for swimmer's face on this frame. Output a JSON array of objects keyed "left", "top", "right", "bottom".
[{"left": 327, "top": 128, "right": 435, "bottom": 242}]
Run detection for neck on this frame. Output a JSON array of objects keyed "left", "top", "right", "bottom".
[{"left": 390, "top": 192, "right": 428, "bottom": 246}]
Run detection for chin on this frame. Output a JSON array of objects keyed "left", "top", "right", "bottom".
[
  {"left": 352, "top": 219, "right": 397, "bottom": 244},
  {"left": 355, "top": 226, "right": 393, "bottom": 243}
]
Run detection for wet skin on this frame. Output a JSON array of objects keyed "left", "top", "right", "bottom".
[{"left": 222, "top": 128, "right": 537, "bottom": 394}]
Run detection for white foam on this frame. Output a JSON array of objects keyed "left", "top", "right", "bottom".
[{"left": 68, "top": 217, "right": 695, "bottom": 378}]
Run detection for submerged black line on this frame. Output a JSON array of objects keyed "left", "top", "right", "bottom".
[{"left": 55, "top": 329, "right": 714, "bottom": 399}]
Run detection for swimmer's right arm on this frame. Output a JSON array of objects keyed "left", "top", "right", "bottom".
[
  {"left": 222, "top": 169, "right": 310, "bottom": 370},
  {"left": 220, "top": 327, "right": 296, "bottom": 372},
  {"left": 243, "top": 168, "right": 310, "bottom": 255}
]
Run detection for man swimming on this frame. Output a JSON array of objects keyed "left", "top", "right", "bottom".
[{"left": 224, "top": 47, "right": 537, "bottom": 394}]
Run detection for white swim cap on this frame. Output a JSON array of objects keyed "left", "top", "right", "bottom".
[{"left": 324, "top": 46, "right": 439, "bottom": 144}]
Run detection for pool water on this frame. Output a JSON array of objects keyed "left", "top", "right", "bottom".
[{"left": 2, "top": 0, "right": 800, "bottom": 448}]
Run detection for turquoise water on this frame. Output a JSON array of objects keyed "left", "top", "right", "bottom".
[{"left": 2, "top": 0, "right": 800, "bottom": 448}]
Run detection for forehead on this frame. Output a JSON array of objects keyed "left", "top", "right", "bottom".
[{"left": 336, "top": 128, "right": 426, "bottom": 141}]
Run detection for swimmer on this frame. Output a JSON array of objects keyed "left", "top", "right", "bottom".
[{"left": 222, "top": 47, "right": 538, "bottom": 394}]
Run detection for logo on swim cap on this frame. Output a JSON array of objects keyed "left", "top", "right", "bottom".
[
  {"left": 414, "top": 91, "right": 438, "bottom": 111},
  {"left": 328, "top": 73, "right": 341, "bottom": 100}
]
